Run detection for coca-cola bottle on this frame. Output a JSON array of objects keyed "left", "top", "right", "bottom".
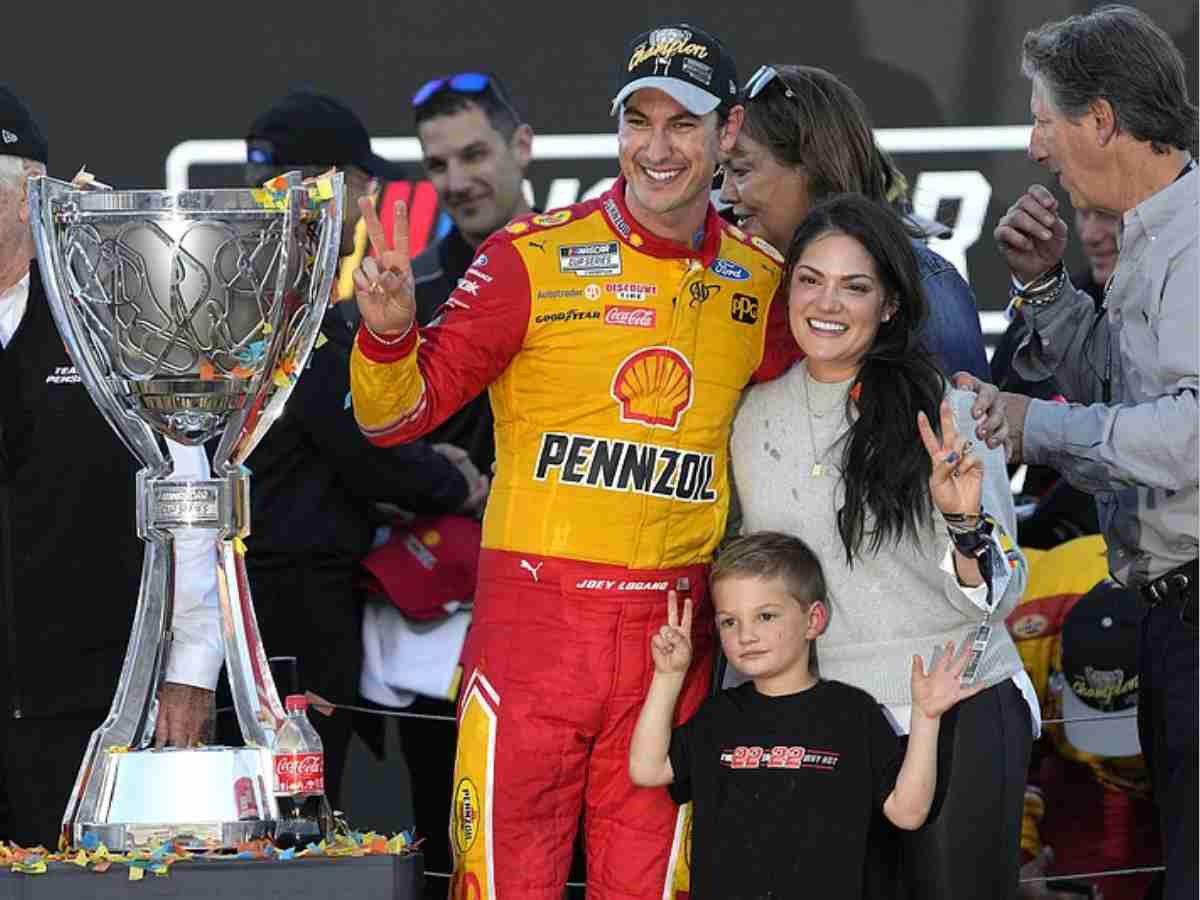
[{"left": 271, "top": 694, "right": 333, "bottom": 848}]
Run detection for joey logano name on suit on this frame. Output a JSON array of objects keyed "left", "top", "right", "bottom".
[{"left": 534, "top": 432, "right": 717, "bottom": 503}]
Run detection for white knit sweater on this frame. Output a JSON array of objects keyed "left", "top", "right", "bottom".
[{"left": 731, "top": 361, "right": 1028, "bottom": 711}]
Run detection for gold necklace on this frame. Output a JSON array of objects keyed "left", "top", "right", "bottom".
[{"left": 800, "top": 368, "right": 844, "bottom": 477}]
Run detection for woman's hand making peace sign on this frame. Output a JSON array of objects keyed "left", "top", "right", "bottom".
[
  {"left": 917, "top": 398, "right": 983, "bottom": 519},
  {"left": 351, "top": 197, "right": 417, "bottom": 338}
]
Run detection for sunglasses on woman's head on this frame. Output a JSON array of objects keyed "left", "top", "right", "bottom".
[{"left": 742, "top": 65, "right": 795, "bottom": 101}]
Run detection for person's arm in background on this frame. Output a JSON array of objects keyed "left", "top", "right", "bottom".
[
  {"left": 995, "top": 186, "right": 1107, "bottom": 405},
  {"left": 916, "top": 246, "right": 990, "bottom": 381},
  {"left": 288, "top": 328, "right": 480, "bottom": 516},
  {"left": 1015, "top": 247, "right": 1197, "bottom": 494},
  {"left": 156, "top": 440, "right": 225, "bottom": 747}
]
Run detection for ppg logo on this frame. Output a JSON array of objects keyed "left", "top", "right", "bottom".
[{"left": 731, "top": 293, "right": 759, "bottom": 324}]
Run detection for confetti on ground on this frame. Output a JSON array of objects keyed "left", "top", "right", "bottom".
[{"left": 0, "top": 827, "right": 415, "bottom": 878}]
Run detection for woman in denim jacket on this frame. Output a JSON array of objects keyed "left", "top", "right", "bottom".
[{"left": 719, "top": 64, "right": 990, "bottom": 380}]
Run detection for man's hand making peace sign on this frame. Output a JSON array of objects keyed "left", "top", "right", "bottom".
[{"left": 352, "top": 197, "right": 417, "bottom": 338}]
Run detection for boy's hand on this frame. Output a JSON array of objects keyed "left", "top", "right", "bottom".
[
  {"left": 911, "top": 640, "right": 985, "bottom": 720},
  {"left": 650, "top": 589, "right": 694, "bottom": 676}
]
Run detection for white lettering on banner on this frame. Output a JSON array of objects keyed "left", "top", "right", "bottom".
[{"left": 912, "top": 171, "right": 992, "bottom": 284}]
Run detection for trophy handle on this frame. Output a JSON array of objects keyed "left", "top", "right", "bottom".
[
  {"left": 213, "top": 173, "right": 344, "bottom": 471},
  {"left": 27, "top": 177, "right": 167, "bottom": 472}
]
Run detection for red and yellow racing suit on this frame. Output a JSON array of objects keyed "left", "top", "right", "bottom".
[
  {"left": 1009, "top": 536, "right": 1160, "bottom": 900},
  {"left": 351, "top": 177, "right": 792, "bottom": 900}
]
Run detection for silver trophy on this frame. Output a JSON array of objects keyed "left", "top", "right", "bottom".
[{"left": 27, "top": 171, "right": 344, "bottom": 850}]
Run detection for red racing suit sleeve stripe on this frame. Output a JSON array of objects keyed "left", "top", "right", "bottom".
[{"left": 350, "top": 236, "right": 531, "bottom": 446}]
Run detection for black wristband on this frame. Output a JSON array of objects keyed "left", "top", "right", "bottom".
[{"left": 949, "top": 516, "right": 994, "bottom": 558}]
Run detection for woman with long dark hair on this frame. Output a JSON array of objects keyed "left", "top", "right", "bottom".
[{"left": 730, "top": 194, "right": 1033, "bottom": 900}]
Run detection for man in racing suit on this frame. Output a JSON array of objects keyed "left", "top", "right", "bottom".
[{"left": 348, "top": 24, "right": 796, "bottom": 900}]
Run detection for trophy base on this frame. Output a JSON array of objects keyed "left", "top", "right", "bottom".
[
  {"left": 75, "top": 819, "right": 271, "bottom": 853},
  {"left": 68, "top": 746, "right": 279, "bottom": 851}
]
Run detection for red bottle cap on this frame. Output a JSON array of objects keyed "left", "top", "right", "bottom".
[{"left": 284, "top": 694, "right": 308, "bottom": 713}]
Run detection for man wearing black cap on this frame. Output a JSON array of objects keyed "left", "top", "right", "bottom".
[
  {"left": 348, "top": 25, "right": 798, "bottom": 900},
  {"left": 246, "top": 89, "right": 405, "bottom": 258},
  {"left": 0, "top": 84, "right": 223, "bottom": 847},
  {"left": 232, "top": 89, "right": 489, "bottom": 809}
]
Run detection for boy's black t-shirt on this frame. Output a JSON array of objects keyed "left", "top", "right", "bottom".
[{"left": 668, "top": 679, "right": 903, "bottom": 900}]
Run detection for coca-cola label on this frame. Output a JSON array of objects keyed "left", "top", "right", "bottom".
[
  {"left": 234, "top": 776, "right": 259, "bottom": 819},
  {"left": 274, "top": 752, "right": 325, "bottom": 795},
  {"left": 604, "top": 305, "right": 656, "bottom": 328}
]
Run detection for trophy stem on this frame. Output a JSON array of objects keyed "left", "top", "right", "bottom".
[{"left": 215, "top": 537, "right": 286, "bottom": 749}]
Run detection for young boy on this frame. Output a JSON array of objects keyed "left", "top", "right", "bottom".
[{"left": 629, "top": 532, "right": 983, "bottom": 900}]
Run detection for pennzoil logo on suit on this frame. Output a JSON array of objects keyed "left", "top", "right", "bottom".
[{"left": 450, "top": 669, "right": 500, "bottom": 900}]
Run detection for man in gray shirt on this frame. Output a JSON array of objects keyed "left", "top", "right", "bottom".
[{"left": 985, "top": 7, "right": 1196, "bottom": 896}]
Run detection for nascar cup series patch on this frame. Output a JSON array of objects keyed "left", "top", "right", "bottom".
[{"left": 559, "top": 241, "right": 622, "bottom": 277}]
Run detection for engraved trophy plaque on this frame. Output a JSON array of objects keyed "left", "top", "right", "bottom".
[{"left": 27, "top": 172, "right": 343, "bottom": 850}]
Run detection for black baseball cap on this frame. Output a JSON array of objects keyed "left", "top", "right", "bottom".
[
  {"left": 246, "top": 90, "right": 402, "bottom": 179},
  {"left": 0, "top": 84, "right": 48, "bottom": 165},
  {"left": 611, "top": 24, "right": 739, "bottom": 117},
  {"left": 1060, "top": 580, "right": 1143, "bottom": 757}
]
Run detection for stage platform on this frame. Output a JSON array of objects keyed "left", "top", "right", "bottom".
[{"left": 0, "top": 852, "right": 422, "bottom": 900}]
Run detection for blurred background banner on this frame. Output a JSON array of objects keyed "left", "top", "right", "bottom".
[{"left": 8, "top": 0, "right": 1195, "bottom": 349}]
